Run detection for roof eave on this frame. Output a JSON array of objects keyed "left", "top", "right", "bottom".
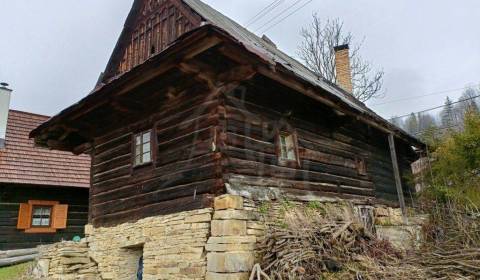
[{"left": 31, "top": 24, "right": 424, "bottom": 151}]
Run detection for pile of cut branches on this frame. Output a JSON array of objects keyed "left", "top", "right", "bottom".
[
  {"left": 256, "top": 201, "right": 480, "bottom": 279},
  {"left": 257, "top": 207, "right": 409, "bottom": 279},
  {"left": 405, "top": 199, "right": 480, "bottom": 279}
]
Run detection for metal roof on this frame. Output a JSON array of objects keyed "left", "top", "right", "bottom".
[
  {"left": 183, "top": 0, "right": 422, "bottom": 146},
  {"left": 185, "top": 0, "right": 370, "bottom": 114}
]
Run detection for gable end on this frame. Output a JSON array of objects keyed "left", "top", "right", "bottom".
[{"left": 103, "top": 0, "right": 203, "bottom": 82}]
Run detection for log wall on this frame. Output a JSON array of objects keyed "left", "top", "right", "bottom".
[
  {"left": 220, "top": 81, "right": 415, "bottom": 203},
  {"left": 89, "top": 89, "right": 220, "bottom": 227},
  {"left": 88, "top": 76, "right": 416, "bottom": 227},
  {"left": 0, "top": 184, "right": 88, "bottom": 250}
]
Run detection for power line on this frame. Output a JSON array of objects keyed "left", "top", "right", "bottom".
[
  {"left": 260, "top": 0, "right": 314, "bottom": 33},
  {"left": 370, "top": 84, "right": 480, "bottom": 106},
  {"left": 390, "top": 94, "right": 480, "bottom": 120},
  {"left": 253, "top": 0, "right": 306, "bottom": 33},
  {"left": 245, "top": 0, "right": 285, "bottom": 28}
]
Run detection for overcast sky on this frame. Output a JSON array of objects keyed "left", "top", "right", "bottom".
[{"left": 1, "top": 0, "right": 479, "bottom": 120}]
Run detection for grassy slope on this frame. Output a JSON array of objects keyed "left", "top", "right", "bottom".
[{"left": 0, "top": 262, "right": 31, "bottom": 280}]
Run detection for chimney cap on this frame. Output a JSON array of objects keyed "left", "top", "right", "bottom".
[{"left": 333, "top": 44, "right": 349, "bottom": 51}]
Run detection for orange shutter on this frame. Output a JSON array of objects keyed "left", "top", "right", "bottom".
[
  {"left": 17, "top": 203, "right": 32, "bottom": 229},
  {"left": 52, "top": 204, "right": 68, "bottom": 229}
]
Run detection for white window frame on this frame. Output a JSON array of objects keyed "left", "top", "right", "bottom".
[
  {"left": 134, "top": 130, "right": 153, "bottom": 166},
  {"left": 31, "top": 205, "right": 52, "bottom": 227},
  {"left": 278, "top": 132, "right": 298, "bottom": 162}
]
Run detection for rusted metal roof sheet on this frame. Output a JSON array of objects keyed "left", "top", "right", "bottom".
[
  {"left": 0, "top": 110, "right": 90, "bottom": 188},
  {"left": 184, "top": 0, "right": 421, "bottom": 145},
  {"left": 185, "top": 0, "right": 368, "bottom": 113}
]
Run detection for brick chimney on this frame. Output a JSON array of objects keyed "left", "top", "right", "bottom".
[
  {"left": 0, "top": 83, "right": 12, "bottom": 149},
  {"left": 334, "top": 44, "right": 353, "bottom": 93}
]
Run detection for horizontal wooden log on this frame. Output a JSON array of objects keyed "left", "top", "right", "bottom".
[
  {"left": 224, "top": 157, "right": 374, "bottom": 189},
  {"left": 92, "top": 153, "right": 219, "bottom": 195},
  {"left": 225, "top": 132, "right": 276, "bottom": 155},
  {"left": 92, "top": 194, "right": 214, "bottom": 227},
  {"left": 93, "top": 142, "right": 131, "bottom": 165},
  {"left": 92, "top": 179, "right": 220, "bottom": 216},
  {"left": 94, "top": 132, "right": 131, "bottom": 156},
  {"left": 0, "top": 254, "right": 38, "bottom": 268},
  {"left": 156, "top": 139, "right": 212, "bottom": 167},
  {"left": 0, "top": 248, "right": 38, "bottom": 259}
]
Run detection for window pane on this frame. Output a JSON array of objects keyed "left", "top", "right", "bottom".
[
  {"left": 281, "top": 146, "right": 288, "bottom": 159},
  {"left": 143, "top": 143, "right": 151, "bottom": 153},
  {"left": 135, "top": 145, "right": 141, "bottom": 156},
  {"left": 135, "top": 155, "right": 142, "bottom": 165},
  {"left": 136, "top": 135, "right": 141, "bottom": 146},
  {"left": 285, "top": 135, "right": 294, "bottom": 147},
  {"left": 33, "top": 208, "right": 43, "bottom": 215},
  {"left": 287, "top": 148, "right": 296, "bottom": 160},
  {"left": 32, "top": 218, "right": 41, "bottom": 226},
  {"left": 279, "top": 133, "right": 297, "bottom": 161},
  {"left": 142, "top": 132, "right": 151, "bottom": 143},
  {"left": 142, "top": 152, "right": 151, "bottom": 163},
  {"left": 41, "top": 218, "right": 50, "bottom": 226},
  {"left": 42, "top": 208, "right": 51, "bottom": 216}
]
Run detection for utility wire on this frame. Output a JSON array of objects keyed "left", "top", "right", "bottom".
[
  {"left": 260, "top": 0, "right": 314, "bottom": 33},
  {"left": 245, "top": 0, "right": 284, "bottom": 27},
  {"left": 370, "top": 83, "right": 480, "bottom": 106},
  {"left": 390, "top": 94, "right": 480, "bottom": 120},
  {"left": 254, "top": 0, "right": 306, "bottom": 32}
]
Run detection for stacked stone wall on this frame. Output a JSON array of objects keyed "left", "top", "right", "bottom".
[
  {"left": 86, "top": 208, "right": 212, "bottom": 280},
  {"left": 32, "top": 195, "right": 424, "bottom": 279},
  {"left": 35, "top": 241, "right": 99, "bottom": 280}
]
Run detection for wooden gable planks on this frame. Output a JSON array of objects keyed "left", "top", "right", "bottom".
[{"left": 111, "top": 0, "right": 202, "bottom": 79}]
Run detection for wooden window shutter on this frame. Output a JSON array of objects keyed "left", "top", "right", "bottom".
[
  {"left": 17, "top": 203, "right": 32, "bottom": 229},
  {"left": 52, "top": 204, "right": 68, "bottom": 229}
]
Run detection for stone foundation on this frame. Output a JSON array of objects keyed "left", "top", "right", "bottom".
[
  {"left": 33, "top": 195, "right": 425, "bottom": 279},
  {"left": 87, "top": 208, "right": 213, "bottom": 280},
  {"left": 35, "top": 241, "right": 99, "bottom": 280}
]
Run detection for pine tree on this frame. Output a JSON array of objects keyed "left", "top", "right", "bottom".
[
  {"left": 405, "top": 113, "right": 419, "bottom": 135},
  {"left": 441, "top": 96, "right": 455, "bottom": 129}
]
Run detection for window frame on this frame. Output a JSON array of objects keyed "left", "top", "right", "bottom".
[
  {"left": 22, "top": 200, "right": 62, "bottom": 234},
  {"left": 132, "top": 129, "right": 154, "bottom": 168},
  {"left": 31, "top": 205, "right": 53, "bottom": 228},
  {"left": 356, "top": 157, "right": 368, "bottom": 176},
  {"left": 275, "top": 129, "right": 300, "bottom": 167}
]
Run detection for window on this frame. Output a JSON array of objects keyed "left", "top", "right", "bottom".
[
  {"left": 357, "top": 158, "right": 367, "bottom": 175},
  {"left": 134, "top": 131, "right": 152, "bottom": 166},
  {"left": 17, "top": 200, "right": 68, "bottom": 233},
  {"left": 278, "top": 132, "right": 298, "bottom": 161},
  {"left": 31, "top": 206, "right": 52, "bottom": 227}
]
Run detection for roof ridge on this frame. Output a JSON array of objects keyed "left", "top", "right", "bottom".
[{"left": 9, "top": 109, "right": 50, "bottom": 119}]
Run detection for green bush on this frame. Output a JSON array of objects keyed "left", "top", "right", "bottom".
[{"left": 425, "top": 112, "right": 480, "bottom": 206}]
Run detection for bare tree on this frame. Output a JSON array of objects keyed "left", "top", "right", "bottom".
[{"left": 298, "top": 16, "right": 384, "bottom": 102}]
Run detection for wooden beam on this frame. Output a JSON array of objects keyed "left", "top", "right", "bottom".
[
  {"left": 111, "top": 96, "right": 145, "bottom": 113},
  {"left": 388, "top": 133, "right": 407, "bottom": 217},
  {"left": 179, "top": 60, "right": 257, "bottom": 90}
]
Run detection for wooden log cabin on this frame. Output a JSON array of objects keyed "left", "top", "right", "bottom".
[
  {"left": 0, "top": 85, "right": 90, "bottom": 250},
  {"left": 30, "top": 0, "right": 425, "bottom": 228}
]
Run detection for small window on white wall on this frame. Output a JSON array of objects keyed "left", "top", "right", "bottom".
[
  {"left": 279, "top": 132, "right": 297, "bottom": 161},
  {"left": 134, "top": 131, "right": 152, "bottom": 166}
]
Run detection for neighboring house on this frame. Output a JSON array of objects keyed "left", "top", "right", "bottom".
[
  {"left": 0, "top": 87, "right": 90, "bottom": 250},
  {"left": 30, "top": 0, "right": 424, "bottom": 233}
]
